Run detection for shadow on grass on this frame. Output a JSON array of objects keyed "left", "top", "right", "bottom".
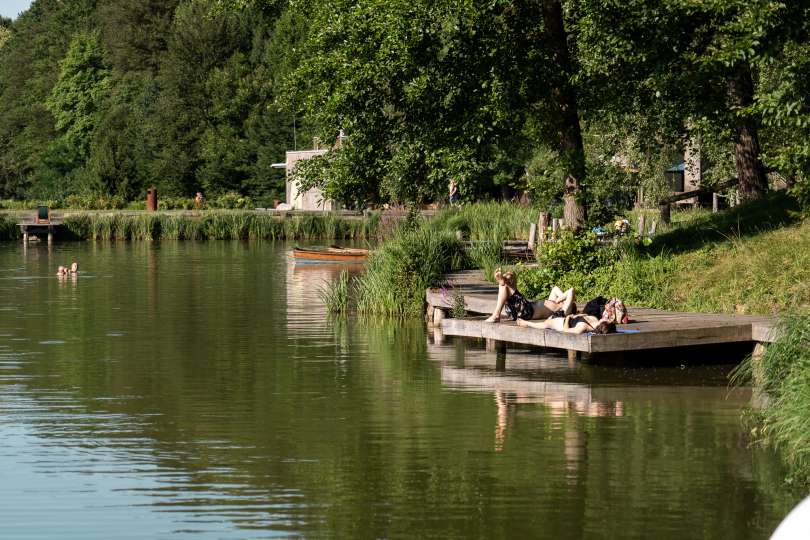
[{"left": 649, "top": 191, "right": 800, "bottom": 255}]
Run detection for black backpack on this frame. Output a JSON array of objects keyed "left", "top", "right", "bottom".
[{"left": 583, "top": 296, "right": 608, "bottom": 318}]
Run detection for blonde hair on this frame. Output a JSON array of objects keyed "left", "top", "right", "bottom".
[{"left": 502, "top": 271, "right": 517, "bottom": 290}]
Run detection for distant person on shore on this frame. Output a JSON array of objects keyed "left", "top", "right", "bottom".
[
  {"left": 516, "top": 313, "right": 616, "bottom": 334},
  {"left": 194, "top": 192, "right": 204, "bottom": 209},
  {"left": 484, "top": 267, "right": 576, "bottom": 323},
  {"left": 448, "top": 179, "right": 460, "bottom": 206}
]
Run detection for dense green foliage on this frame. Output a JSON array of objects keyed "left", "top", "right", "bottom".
[
  {"left": 4, "top": 0, "right": 810, "bottom": 219},
  {"left": 0, "top": 0, "right": 299, "bottom": 203}
]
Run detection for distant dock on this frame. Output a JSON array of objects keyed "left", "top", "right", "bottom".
[
  {"left": 426, "top": 271, "right": 777, "bottom": 361},
  {"left": 17, "top": 217, "right": 65, "bottom": 245}
]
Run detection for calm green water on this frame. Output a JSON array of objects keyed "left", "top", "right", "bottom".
[{"left": 0, "top": 241, "right": 800, "bottom": 539}]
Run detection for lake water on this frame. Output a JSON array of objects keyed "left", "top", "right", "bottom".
[{"left": 0, "top": 241, "right": 801, "bottom": 539}]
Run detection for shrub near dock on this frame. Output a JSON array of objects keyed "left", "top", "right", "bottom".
[{"left": 355, "top": 227, "right": 466, "bottom": 317}]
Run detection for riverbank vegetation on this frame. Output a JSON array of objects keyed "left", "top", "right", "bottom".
[
  {"left": 733, "top": 314, "right": 810, "bottom": 485},
  {"left": 0, "top": 211, "right": 379, "bottom": 241}
]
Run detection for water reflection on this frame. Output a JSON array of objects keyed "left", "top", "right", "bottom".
[{"left": 0, "top": 241, "right": 801, "bottom": 539}]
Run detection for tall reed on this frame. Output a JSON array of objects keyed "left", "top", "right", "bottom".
[
  {"left": 0, "top": 214, "right": 19, "bottom": 240},
  {"left": 45, "top": 211, "right": 380, "bottom": 241},
  {"left": 320, "top": 269, "right": 353, "bottom": 313},
  {"left": 731, "top": 313, "right": 810, "bottom": 484},
  {"left": 355, "top": 227, "right": 466, "bottom": 316}
]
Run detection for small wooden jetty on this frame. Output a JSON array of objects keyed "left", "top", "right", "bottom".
[
  {"left": 16, "top": 207, "right": 65, "bottom": 245},
  {"left": 426, "top": 271, "right": 777, "bottom": 360}
]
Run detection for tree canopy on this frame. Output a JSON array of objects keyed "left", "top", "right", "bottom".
[{"left": 1, "top": 0, "right": 810, "bottom": 218}]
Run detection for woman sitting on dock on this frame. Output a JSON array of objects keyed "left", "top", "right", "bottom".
[
  {"left": 484, "top": 267, "right": 576, "bottom": 323},
  {"left": 516, "top": 313, "right": 616, "bottom": 334}
]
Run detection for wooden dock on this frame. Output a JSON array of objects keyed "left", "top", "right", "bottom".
[
  {"left": 17, "top": 218, "right": 65, "bottom": 245},
  {"left": 426, "top": 271, "right": 778, "bottom": 358}
]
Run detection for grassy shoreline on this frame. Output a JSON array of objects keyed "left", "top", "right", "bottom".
[{"left": 0, "top": 210, "right": 380, "bottom": 241}]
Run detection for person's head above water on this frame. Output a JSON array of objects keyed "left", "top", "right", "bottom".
[{"left": 69, "top": 262, "right": 78, "bottom": 273}]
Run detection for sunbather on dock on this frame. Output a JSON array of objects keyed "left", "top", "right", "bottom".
[
  {"left": 516, "top": 313, "right": 616, "bottom": 334},
  {"left": 484, "top": 267, "right": 576, "bottom": 323}
]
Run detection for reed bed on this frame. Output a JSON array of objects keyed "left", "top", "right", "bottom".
[
  {"left": 320, "top": 269, "right": 353, "bottom": 313},
  {"left": 0, "top": 214, "right": 19, "bottom": 240},
  {"left": 55, "top": 212, "right": 379, "bottom": 241},
  {"left": 355, "top": 227, "right": 466, "bottom": 317},
  {"left": 429, "top": 201, "right": 537, "bottom": 241}
]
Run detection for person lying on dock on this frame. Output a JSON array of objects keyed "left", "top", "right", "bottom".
[
  {"left": 484, "top": 267, "right": 576, "bottom": 323},
  {"left": 516, "top": 313, "right": 616, "bottom": 334}
]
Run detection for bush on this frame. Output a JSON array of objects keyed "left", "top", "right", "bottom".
[
  {"left": 157, "top": 197, "right": 195, "bottom": 210},
  {"left": 0, "top": 199, "right": 63, "bottom": 210},
  {"left": 520, "top": 231, "right": 615, "bottom": 298},
  {"left": 64, "top": 194, "right": 126, "bottom": 210},
  {"left": 212, "top": 192, "right": 253, "bottom": 209}
]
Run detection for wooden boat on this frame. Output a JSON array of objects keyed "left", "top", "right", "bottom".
[{"left": 293, "top": 246, "right": 369, "bottom": 263}]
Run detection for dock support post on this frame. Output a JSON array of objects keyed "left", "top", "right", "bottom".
[
  {"left": 751, "top": 342, "right": 769, "bottom": 408},
  {"left": 432, "top": 327, "right": 445, "bottom": 346},
  {"left": 495, "top": 348, "right": 506, "bottom": 371},
  {"left": 426, "top": 303, "right": 434, "bottom": 324},
  {"left": 567, "top": 350, "right": 581, "bottom": 366},
  {"left": 486, "top": 339, "right": 506, "bottom": 353},
  {"left": 23, "top": 231, "right": 28, "bottom": 244},
  {"left": 433, "top": 308, "right": 446, "bottom": 324},
  {"left": 47, "top": 226, "right": 53, "bottom": 246}
]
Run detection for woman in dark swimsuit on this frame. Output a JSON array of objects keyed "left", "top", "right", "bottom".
[
  {"left": 516, "top": 313, "right": 616, "bottom": 334},
  {"left": 484, "top": 267, "right": 576, "bottom": 323}
]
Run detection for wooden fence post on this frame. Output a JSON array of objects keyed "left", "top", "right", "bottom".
[
  {"left": 659, "top": 203, "right": 671, "bottom": 225},
  {"left": 638, "top": 214, "right": 646, "bottom": 238},
  {"left": 552, "top": 218, "right": 559, "bottom": 241},
  {"left": 649, "top": 219, "right": 657, "bottom": 236},
  {"left": 712, "top": 192, "right": 719, "bottom": 213},
  {"left": 528, "top": 223, "right": 537, "bottom": 252},
  {"left": 538, "top": 212, "right": 548, "bottom": 247}
]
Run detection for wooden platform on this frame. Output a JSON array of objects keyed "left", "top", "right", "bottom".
[
  {"left": 17, "top": 218, "right": 65, "bottom": 245},
  {"left": 427, "top": 271, "right": 778, "bottom": 354}
]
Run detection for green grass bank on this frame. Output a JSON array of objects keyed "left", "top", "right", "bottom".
[{"left": 0, "top": 211, "right": 380, "bottom": 241}]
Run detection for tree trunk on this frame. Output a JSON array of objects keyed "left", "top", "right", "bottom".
[
  {"left": 728, "top": 61, "right": 767, "bottom": 201},
  {"left": 542, "top": 0, "right": 586, "bottom": 230}
]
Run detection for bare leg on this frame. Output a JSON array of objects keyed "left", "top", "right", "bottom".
[
  {"left": 516, "top": 318, "right": 558, "bottom": 330},
  {"left": 485, "top": 284, "right": 510, "bottom": 323},
  {"left": 543, "top": 287, "right": 576, "bottom": 315},
  {"left": 561, "top": 288, "right": 576, "bottom": 315},
  {"left": 548, "top": 286, "right": 565, "bottom": 303}
]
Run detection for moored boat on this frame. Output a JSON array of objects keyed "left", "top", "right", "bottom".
[{"left": 293, "top": 246, "right": 369, "bottom": 262}]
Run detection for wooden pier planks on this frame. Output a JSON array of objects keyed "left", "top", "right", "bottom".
[{"left": 428, "top": 271, "right": 778, "bottom": 353}]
